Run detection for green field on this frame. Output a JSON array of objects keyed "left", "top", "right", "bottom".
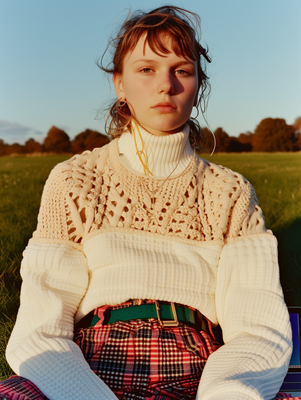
[{"left": 1, "top": 152, "right": 301, "bottom": 379}]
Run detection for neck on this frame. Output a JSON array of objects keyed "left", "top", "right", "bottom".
[{"left": 118, "top": 124, "right": 194, "bottom": 177}]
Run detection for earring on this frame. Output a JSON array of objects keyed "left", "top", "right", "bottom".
[
  {"left": 117, "top": 98, "right": 127, "bottom": 108},
  {"left": 191, "top": 105, "right": 199, "bottom": 120},
  {"left": 209, "top": 129, "right": 216, "bottom": 156}
]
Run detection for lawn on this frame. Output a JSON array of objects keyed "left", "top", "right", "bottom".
[
  {"left": 0, "top": 155, "right": 70, "bottom": 379},
  {"left": 0, "top": 152, "right": 301, "bottom": 379}
]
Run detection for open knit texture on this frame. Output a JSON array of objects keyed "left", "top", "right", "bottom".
[
  {"left": 6, "top": 132, "right": 292, "bottom": 400},
  {"left": 32, "top": 139, "right": 265, "bottom": 245}
]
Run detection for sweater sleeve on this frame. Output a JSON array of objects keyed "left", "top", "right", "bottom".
[
  {"left": 197, "top": 183, "right": 292, "bottom": 400},
  {"left": 6, "top": 162, "right": 118, "bottom": 400}
]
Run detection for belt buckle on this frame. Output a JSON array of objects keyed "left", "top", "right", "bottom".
[{"left": 155, "top": 301, "right": 179, "bottom": 327}]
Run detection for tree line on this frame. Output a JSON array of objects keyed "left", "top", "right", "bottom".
[
  {"left": 1, "top": 117, "right": 300, "bottom": 156},
  {"left": 203, "top": 116, "right": 301, "bottom": 153},
  {"left": 0, "top": 127, "right": 110, "bottom": 156}
]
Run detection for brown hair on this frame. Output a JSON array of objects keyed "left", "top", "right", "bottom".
[{"left": 98, "top": 6, "right": 211, "bottom": 150}]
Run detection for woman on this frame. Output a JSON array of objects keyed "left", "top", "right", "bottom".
[{"left": 2, "top": 6, "right": 293, "bottom": 400}]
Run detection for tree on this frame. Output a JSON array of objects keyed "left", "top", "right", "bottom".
[
  {"left": 293, "top": 117, "right": 301, "bottom": 135},
  {"left": 202, "top": 127, "right": 215, "bottom": 153},
  {"left": 252, "top": 118, "right": 296, "bottom": 152},
  {"left": 227, "top": 137, "right": 252, "bottom": 152},
  {"left": 0, "top": 139, "right": 8, "bottom": 156},
  {"left": 294, "top": 132, "right": 301, "bottom": 151},
  {"left": 7, "top": 143, "right": 25, "bottom": 155},
  {"left": 24, "top": 138, "right": 43, "bottom": 154},
  {"left": 213, "top": 127, "right": 230, "bottom": 152},
  {"left": 71, "top": 129, "right": 109, "bottom": 154},
  {"left": 293, "top": 117, "right": 301, "bottom": 151},
  {"left": 202, "top": 127, "right": 249, "bottom": 153},
  {"left": 43, "top": 126, "right": 71, "bottom": 153},
  {"left": 238, "top": 132, "right": 254, "bottom": 151}
]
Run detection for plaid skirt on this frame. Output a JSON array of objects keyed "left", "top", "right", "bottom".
[{"left": 0, "top": 301, "right": 300, "bottom": 400}]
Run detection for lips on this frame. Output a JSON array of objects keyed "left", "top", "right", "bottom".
[{"left": 152, "top": 102, "right": 177, "bottom": 113}]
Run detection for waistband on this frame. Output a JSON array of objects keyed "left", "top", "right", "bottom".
[{"left": 76, "top": 299, "right": 207, "bottom": 332}]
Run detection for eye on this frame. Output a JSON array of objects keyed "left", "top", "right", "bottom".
[
  {"left": 175, "top": 69, "right": 189, "bottom": 76},
  {"left": 140, "top": 68, "right": 153, "bottom": 74}
]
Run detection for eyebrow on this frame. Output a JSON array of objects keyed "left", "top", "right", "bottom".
[{"left": 132, "top": 59, "right": 195, "bottom": 67}]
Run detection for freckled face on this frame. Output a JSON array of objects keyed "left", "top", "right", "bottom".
[{"left": 113, "top": 35, "right": 199, "bottom": 136}]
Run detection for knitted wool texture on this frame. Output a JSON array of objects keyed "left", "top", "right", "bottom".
[
  {"left": 6, "top": 138, "right": 292, "bottom": 400},
  {"left": 33, "top": 139, "right": 265, "bottom": 246}
]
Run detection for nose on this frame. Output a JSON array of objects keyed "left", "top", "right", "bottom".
[{"left": 157, "top": 72, "right": 175, "bottom": 95}]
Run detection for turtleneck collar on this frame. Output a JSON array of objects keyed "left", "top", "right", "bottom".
[{"left": 118, "top": 124, "right": 194, "bottom": 177}]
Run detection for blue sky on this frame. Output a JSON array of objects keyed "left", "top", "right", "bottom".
[{"left": 1, "top": 0, "right": 300, "bottom": 144}]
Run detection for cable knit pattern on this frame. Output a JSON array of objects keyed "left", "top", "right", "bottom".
[{"left": 6, "top": 137, "right": 292, "bottom": 400}]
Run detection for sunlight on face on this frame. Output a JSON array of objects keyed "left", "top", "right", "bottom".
[{"left": 113, "top": 34, "right": 199, "bottom": 136}]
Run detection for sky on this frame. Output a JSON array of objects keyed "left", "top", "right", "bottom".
[{"left": 0, "top": 0, "right": 300, "bottom": 144}]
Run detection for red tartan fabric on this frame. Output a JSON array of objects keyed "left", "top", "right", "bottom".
[
  {"left": 0, "top": 376, "right": 49, "bottom": 399},
  {"left": 0, "top": 301, "right": 300, "bottom": 400},
  {"left": 73, "top": 302, "right": 220, "bottom": 399}
]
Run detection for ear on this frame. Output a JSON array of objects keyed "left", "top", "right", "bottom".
[{"left": 113, "top": 73, "right": 125, "bottom": 100}]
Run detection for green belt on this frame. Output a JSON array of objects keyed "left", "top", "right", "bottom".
[{"left": 91, "top": 301, "right": 207, "bottom": 331}]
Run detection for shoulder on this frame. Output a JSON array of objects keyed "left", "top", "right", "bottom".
[
  {"left": 34, "top": 142, "right": 114, "bottom": 243},
  {"left": 54, "top": 141, "right": 112, "bottom": 174},
  {"left": 196, "top": 157, "right": 265, "bottom": 239},
  {"left": 46, "top": 141, "right": 113, "bottom": 188},
  {"left": 196, "top": 156, "right": 251, "bottom": 197},
  {"left": 40, "top": 140, "right": 114, "bottom": 209}
]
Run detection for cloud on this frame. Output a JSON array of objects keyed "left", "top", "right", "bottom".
[{"left": 0, "top": 120, "right": 45, "bottom": 144}]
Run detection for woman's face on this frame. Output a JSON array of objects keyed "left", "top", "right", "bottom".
[{"left": 113, "top": 34, "right": 199, "bottom": 136}]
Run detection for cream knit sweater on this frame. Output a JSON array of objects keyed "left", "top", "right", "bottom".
[{"left": 6, "top": 126, "right": 292, "bottom": 400}]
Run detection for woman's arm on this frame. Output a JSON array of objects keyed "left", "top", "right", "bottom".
[
  {"left": 6, "top": 242, "right": 117, "bottom": 400},
  {"left": 6, "top": 155, "right": 118, "bottom": 400},
  {"left": 197, "top": 178, "right": 292, "bottom": 400}
]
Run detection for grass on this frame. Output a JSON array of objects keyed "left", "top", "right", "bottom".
[
  {"left": 1, "top": 152, "right": 301, "bottom": 379},
  {"left": 0, "top": 155, "right": 70, "bottom": 379}
]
